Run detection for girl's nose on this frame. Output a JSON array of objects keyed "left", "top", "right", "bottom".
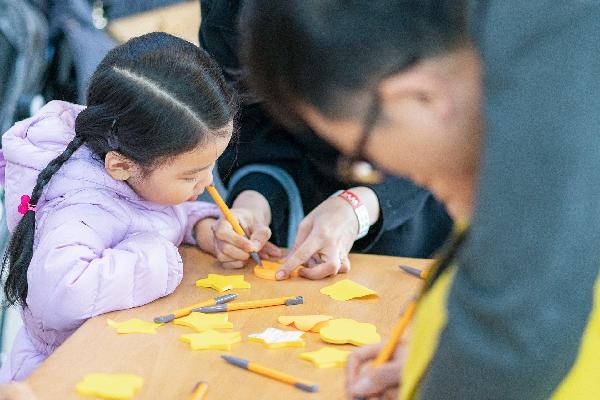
[{"left": 196, "top": 172, "right": 213, "bottom": 191}]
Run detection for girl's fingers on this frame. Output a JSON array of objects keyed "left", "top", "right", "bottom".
[
  {"left": 219, "top": 260, "right": 246, "bottom": 269},
  {"left": 259, "top": 242, "right": 283, "bottom": 259},
  {"left": 249, "top": 225, "right": 271, "bottom": 251},
  {"left": 220, "top": 243, "right": 250, "bottom": 261},
  {"left": 214, "top": 219, "right": 254, "bottom": 252}
]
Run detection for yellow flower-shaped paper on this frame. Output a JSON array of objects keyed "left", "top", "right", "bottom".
[
  {"left": 180, "top": 330, "right": 241, "bottom": 350},
  {"left": 319, "top": 319, "right": 381, "bottom": 346},
  {"left": 107, "top": 319, "right": 162, "bottom": 335},
  {"left": 174, "top": 312, "right": 233, "bottom": 332},
  {"left": 278, "top": 315, "right": 334, "bottom": 332},
  {"left": 300, "top": 347, "right": 351, "bottom": 368},
  {"left": 248, "top": 328, "right": 305, "bottom": 349},
  {"left": 320, "top": 279, "right": 377, "bottom": 301},
  {"left": 76, "top": 373, "right": 143, "bottom": 399},
  {"left": 195, "top": 274, "right": 251, "bottom": 292}
]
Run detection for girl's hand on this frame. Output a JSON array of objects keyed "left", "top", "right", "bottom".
[
  {"left": 345, "top": 342, "right": 407, "bottom": 399},
  {"left": 194, "top": 190, "right": 282, "bottom": 267},
  {"left": 211, "top": 207, "right": 277, "bottom": 268},
  {"left": 276, "top": 187, "right": 380, "bottom": 280}
]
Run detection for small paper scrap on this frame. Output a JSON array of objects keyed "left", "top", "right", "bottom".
[
  {"left": 300, "top": 347, "right": 351, "bottom": 368},
  {"left": 248, "top": 328, "right": 305, "bottom": 348},
  {"left": 107, "top": 319, "right": 162, "bottom": 335},
  {"left": 195, "top": 274, "right": 251, "bottom": 292},
  {"left": 76, "top": 373, "right": 143, "bottom": 399},
  {"left": 320, "top": 279, "right": 377, "bottom": 301},
  {"left": 319, "top": 319, "right": 381, "bottom": 346},
  {"left": 174, "top": 312, "right": 233, "bottom": 332},
  {"left": 278, "top": 315, "right": 334, "bottom": 332},
  {"left": 180, "top": 330, "right": 241, "bottom": 350}
]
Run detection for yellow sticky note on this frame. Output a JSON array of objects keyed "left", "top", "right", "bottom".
[
  {"left": 195, "top": 274, "right": 251, "bottom": 292},
  {"left": 180, "top": 330, "right": 241, "bottom": 350},
  {"left": 174, "top": 313, "right": 233, "bottom": 332},
  {"left": 319, "top": 319, "right": 381, "bottom": 346},
  {"left": 107, "top": 319, "right": 162, "bottom": 335},
  {"left": 253, "top": 260, "right": 302, "bottom": 280},
  {"left": 278, "top": 315, "right": 334, "bottom": 332},
  {"left": 76, "top": 373, "right": 143, "bottom": 399},
  {"left": 248, "top": 328, "right": 305, "bottom": 349},
  {"left": 320, "top": 279, "right": 377, "bottom": 301},
  {"left": 300, "top": 347, "right": 351, "bottom": 368}
]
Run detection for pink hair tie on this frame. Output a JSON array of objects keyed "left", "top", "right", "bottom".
[{"left": 18, "top": 195, "right": 37, "bottom": 215}]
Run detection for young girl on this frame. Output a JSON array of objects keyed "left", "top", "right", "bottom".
[{"left": 0, "top": 32, "right": 256, "bottom": 381}]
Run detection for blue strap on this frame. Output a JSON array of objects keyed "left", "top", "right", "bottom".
[{"left": 227, "top": 165, "right": 304, "bottom": 248}]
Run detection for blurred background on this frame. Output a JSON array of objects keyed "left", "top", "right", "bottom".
[{"left": 0, "top": 0, "right": 202, "bottom": 366}]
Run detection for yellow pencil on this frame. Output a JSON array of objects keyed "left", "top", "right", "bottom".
[
  {"left": 206, "top": 185, "right": 262, "bottom": 266},
  {"left": 222, "top": 355, "right": 318, "bottom": 392},
  {"left": 153, "top": 294, "right": 237, "bottom": 323},
  {"left": 373, "top": 298, "right": 417, "bottom": 366},
  {"left": 189, "top": 381, "right": 208, "bottom": 400},
  {"left": 194, "top": 295, "right": 303, "bottom": 313}
]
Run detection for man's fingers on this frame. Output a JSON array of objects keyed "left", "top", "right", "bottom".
[
  {"left": 277, "top": 236, "right": 321, "bottom": 280},
  {"left": 340, "top": 255, "right": 351, "bottom": 273},
  {"left": 345, "top": 344, "right": 384, "bottom": 393},
  {"left": 299, "top": 247, "right": 341, "bottom": 279},
  {"left": 290, "top": 219, "right": 312, "bottom": 252},
  {"left": 351, "top": 360, "right": 402, "bottom": 397}
]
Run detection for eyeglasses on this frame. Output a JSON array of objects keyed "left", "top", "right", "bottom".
[{"left": 336, "top": 95, "right": 384, "bottom": 185}]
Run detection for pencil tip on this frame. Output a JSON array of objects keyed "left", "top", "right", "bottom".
[
  {"left": 295, "top": 383, "right": 319, "bottom": 392},
  {"left": 399, "top": 265, "right": 422, "bottom": 277},
  {"left": 153, "top": 314, "right": 174, "bottom": 323},
  {"left": 251, "top": 252, "right": 263, "bottom": 266},
  {"left": 222, "top": 354, "right": 248, "bottom": 368}
]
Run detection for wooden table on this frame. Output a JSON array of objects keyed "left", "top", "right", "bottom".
[{"left": 26, "top": 247, "right": 429, "bottom": 399}]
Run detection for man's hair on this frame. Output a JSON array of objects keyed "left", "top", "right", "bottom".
[{"left": 240, "top": 0, "right": 468, "bottom": 126}]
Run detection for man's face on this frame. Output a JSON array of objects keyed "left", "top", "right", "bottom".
[{"left": 301, "top": 46, "right": 483, "bottom": 221}]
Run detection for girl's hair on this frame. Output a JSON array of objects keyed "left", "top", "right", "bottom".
[
  {"left": 240, "top": 0, "right": 467, "bottom": 127},
  {"left": 2, "top": 32, "right": 235, "bottom": 305}
]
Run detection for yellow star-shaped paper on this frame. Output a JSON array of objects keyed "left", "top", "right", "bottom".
[
  {"left": 174, "top": 313, "right": 233, "bottom": 332},
  {"left": 248, "top": 328, "right": 305, "bottom": 349},
  {"left": 300, "top": 347, "right": 351, "bottom": 368},
  {"left": 180, "top": 330, "right": 241, "bottom": 350},
  {"left": 76, "top": 373, "right": 143, "bottom": 399},
  {"left": 195, "top": 274, "right": 251, "bottom": 292},
  {"left": 319, "top": 319, "right": 381, "bottom": 346},
  {"left": 320, "top": 279, "right": 377, "bottom": 301},
  {"left": 107, "top": 318, "right": 162, "bottom": 335},
  {"left": 278, "top": 315, "right": 334, "bottom": 332}
]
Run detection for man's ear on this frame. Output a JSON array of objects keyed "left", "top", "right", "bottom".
[
  {"left": 105, "top": 151, "right": 137, "bottom": 181},
  {"left": 378, "top": 62, "right": 452, "bottom": 124}
]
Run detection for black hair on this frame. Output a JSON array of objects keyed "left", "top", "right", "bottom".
[
  {"left": 240, "top": 0, "right": 468, "bottom": 126},
  {"left": 2, "top": 32, "right": 235, "bottom": 305}
]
